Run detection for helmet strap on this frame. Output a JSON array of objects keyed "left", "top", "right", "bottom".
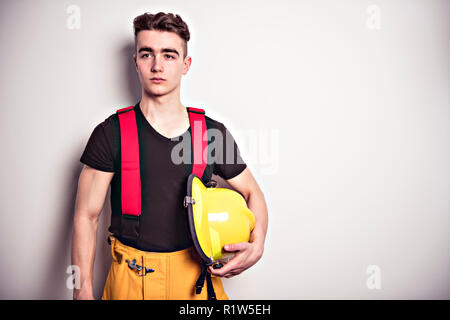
[{"left": 195, "top": 264, "right": 217, "bottom": 300}]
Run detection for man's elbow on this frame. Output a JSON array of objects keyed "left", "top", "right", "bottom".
[
  {"left": 245, "top": 186, "right": 265, "bottom": 204},
  {"left": 74, "top": 209, "right": 100, "bottom": 226}
]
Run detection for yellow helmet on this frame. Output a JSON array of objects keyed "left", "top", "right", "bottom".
[{"left": 184, "top": 174, "right": 255, "bottom": 268}]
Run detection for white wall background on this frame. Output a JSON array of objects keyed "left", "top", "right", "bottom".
[{"left": 0, "top": 0, "right": 448, "bottom": 299}]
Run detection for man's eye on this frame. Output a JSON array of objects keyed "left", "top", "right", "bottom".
[{"left": 141, "top": 54, "right": 174, "bottom": 59}]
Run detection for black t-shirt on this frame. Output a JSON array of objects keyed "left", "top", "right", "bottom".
[{"left": 80, "top": 101, "right": 247, "bottom": 252}]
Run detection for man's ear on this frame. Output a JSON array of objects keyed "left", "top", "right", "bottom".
[
  {"left": 182, "top": 56, "right": 192, "bottom": 75},
  {"left": 133, "top": 54, "right": 138, "bottom": 72}
]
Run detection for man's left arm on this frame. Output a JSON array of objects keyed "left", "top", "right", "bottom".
[{"left": 209, "top": 167, "right": 268, "bottom": 278}]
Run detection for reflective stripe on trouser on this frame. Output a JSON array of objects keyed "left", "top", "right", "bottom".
[{"left": 101, "top": 236, "right": 229, "bottom": 300}]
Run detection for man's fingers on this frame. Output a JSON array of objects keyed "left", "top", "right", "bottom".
[
  {"left": 208, "top": 243, "right": 250, "bottom": 276},
  {"left": 224, "top": 242, "right": 249, "bottom": 252},
  {"left": 209, "top": 264, "right": 233, "bottom": 276},
  {"left": 208, "top": 260, "right": 240, "bottom": 277},
  {"left": 224, "top": 270, "right": 241, "bottom": 278}
]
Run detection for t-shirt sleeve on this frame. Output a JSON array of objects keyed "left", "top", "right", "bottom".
[
  {"left": 212, "top": 123, "right": 247, "bottom": 180},
  {"left": 80, "top": 120, "right": 116, "bottom": 172}
]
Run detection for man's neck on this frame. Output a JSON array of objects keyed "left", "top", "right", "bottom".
[
  {"left": 138, "top": 90, "right": 191, "bottom": 138},
  {"left": 139, "top": 91, "right": 187, "bottom": 125}
]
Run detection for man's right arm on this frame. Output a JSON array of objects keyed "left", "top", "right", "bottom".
[{"left": 71, "top": 164, "right": 114, "bottom": 300}]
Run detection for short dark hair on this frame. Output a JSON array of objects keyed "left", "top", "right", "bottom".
[{"left": 133, "top": 12, "right": 190, "bottom": 58}]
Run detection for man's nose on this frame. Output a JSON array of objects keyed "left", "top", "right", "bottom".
[{"left": 151, "top": 55, "right": 163, "bottom": 72}]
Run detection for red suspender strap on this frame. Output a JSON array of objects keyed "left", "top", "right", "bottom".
[
  {"left": 116, "top": 105, "right": 206, "bottom": 220},
  {"left": 187, "top": 107, "right": 208, "bottom": 179},
  {"left": 117, "top": 106, "right": 141, "bottom": 217}
]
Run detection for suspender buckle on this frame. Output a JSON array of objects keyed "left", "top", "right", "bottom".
[{"left": 184, "top": 196, "right": 196, "bottom": 208}]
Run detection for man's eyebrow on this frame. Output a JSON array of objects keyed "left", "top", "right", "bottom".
[{"left": 138, "top": 47, "right": 180, "bottom": 56}]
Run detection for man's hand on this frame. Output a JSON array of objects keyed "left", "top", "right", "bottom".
[
  {"left": 208, "top": 241, "right": 264, "bottom": 278},
  {"left": 216, "top": 167, "right": 268, "bottom": 279}
]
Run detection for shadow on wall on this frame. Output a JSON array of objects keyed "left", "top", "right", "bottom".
[
  {"left": 39, "top": 163, "right": 81, "bottom": 299},
  {"left": 39, "top": 162, "right": 112, "bottom": 300},
  {"left": 122, "top": 41, "right": 141, "bottom": 105},
  {"left": 40, "top": 40, "right": 141, "bottom": 300}
]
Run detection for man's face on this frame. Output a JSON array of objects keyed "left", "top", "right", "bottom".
[{"left": 133, "top": 30, "right": 191, "bottom": 97}]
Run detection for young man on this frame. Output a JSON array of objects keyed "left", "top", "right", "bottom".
[{"left": 72, "top": 12, "right": 268, "bottom": 300}]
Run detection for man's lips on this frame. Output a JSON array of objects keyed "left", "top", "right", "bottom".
[{"left": 150, "top": 77, "right": 165, "bottom": 84}]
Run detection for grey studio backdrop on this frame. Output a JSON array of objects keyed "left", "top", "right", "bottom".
[{"left": 0, "top": 0, "right": 448, "bottom": 299}]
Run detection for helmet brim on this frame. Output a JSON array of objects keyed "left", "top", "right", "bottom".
[{"left": 186, "top": 173, "right": 214, "bottom": 266}]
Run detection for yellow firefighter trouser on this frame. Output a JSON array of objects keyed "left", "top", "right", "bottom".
[{"left": 101, "top": 236, "right": 229, "bottom": 300}]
